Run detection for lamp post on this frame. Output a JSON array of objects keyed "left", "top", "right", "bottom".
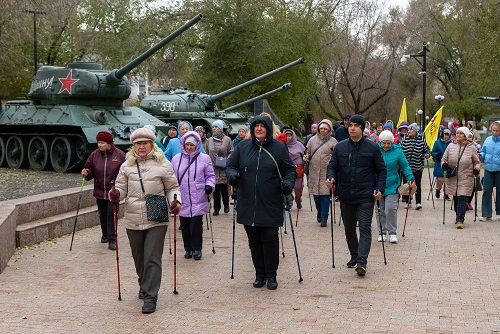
[
  {"left": 435, "top": 94, "right": 445, "bottom": 107},
  {"left": 24, "top": 10, "right": 46, "bottom": 74},
  {"left": 417, "top": 109, "right": 423, "bottom": 128},
  {"left": 401, "top": 42, "right": 429, "bottom": 130}
]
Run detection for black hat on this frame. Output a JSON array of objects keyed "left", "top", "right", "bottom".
[
  {"left": 343, "top": 114, "right": 352, "bottom": 120},
  {"left": 168, "top": 123, "right": 177, "bottom": 130},
  {"left": 349, "top": 114, "right": 366, "bottom": 132}
]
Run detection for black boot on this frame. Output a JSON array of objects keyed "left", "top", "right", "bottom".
[
  {"left": 317, "top": 212, "right": 321, "bottom": 222},
  {"left": 184, "top": 251, "right": 192, "bottom": 259},
  {"left": 435, "top": 190, "right": 440, "bottom": 199},
  {"left": 224, "top": 205, "right": 230, "bottom": 213},
  {"left": 266, "top": 277, "right": 278, "bottom": 290},
  {"left": 252, "top": 275, "right": 266, "bottom": 288},
  {"left": 108, "top": 241, "right": 116, "bottom": 250},
  {"left": 320, "top": 219, "right": 327, "bottom": 227},
  {"left": 213, "top": 210, "right": 220, "bottom": 216},
  {"left": 142, "top": 300, "right": 156, "bottom": 314},
  {"left": 193, "top": 250, "right": 202, "bottom": 260}
]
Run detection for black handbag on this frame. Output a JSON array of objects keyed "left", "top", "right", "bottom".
[{"left": 136, "top": 161, "right": 169, "bottom": 222}]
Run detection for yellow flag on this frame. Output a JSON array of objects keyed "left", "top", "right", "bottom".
[
  {"left": 424, "top": 106, "right": 443, "bottom": 150},
  {"left": 397, "top": 98, "right": 407, "bottom": 127}
]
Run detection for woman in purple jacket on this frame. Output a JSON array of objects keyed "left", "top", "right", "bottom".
[{"left": 172, "top": 131, "right": 216, "bottom": 260}]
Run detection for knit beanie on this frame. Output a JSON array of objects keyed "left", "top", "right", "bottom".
[
  {"left": 96, "top": 131, "right": 114, "bottom": 145},
  {"left": 212, "top": 120, "right": 224, "bottom": 132},
  {"left": 456, "top": 126, "right": 471, "bottom": 138},
  {"left": 397, "top": 121, "right": 410, "bottom": 131},
  {"left": 130, "top": 128, "right": 156, "bottom": 144},
  {"left": 379, "top": 130, "right": 394, "bottom": 143},
  {"left": 443, "top": 128, "right": 451, "bottom": 135},
  {"left": 184, "top": 135, "right": 197, "bottom": 146},
  {"left": 409, "top": 123, "right": 420, "bottom": 133},
  {"left": 383, "top": 122, "right": 393, "bottom": 131},
  {"left": 237, "top": 125, "right": 249, "bottom": 133},
  {"left": 348, "top": 115, "right": 366, "bottom": 132},
  {"left": 194, "top": 126, "right": 205, "bottom": 133}
]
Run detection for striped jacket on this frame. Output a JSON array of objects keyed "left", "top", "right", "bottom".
[{"left": 401, "top": 134, "right": 429, "bottom": 172}]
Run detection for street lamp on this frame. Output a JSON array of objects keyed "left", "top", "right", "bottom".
[
  {"left": 417, "top": 109, "right": 423, "bottom": 128},
  {"left": 401, "top": 42, "right": 429, "bottom": 130},
  {"left": 435, "top": 94, "right": 445, "bottom": 106},
  {"left": 24, "top": 10, "right": 46, "bottom": 74}
]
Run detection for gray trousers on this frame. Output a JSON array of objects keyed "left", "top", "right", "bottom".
[
  {"left": 126, "top": 225, "right": 167, "bottom": 303},
  {"left": 375, "top": 194, "right": 399, "bottom": 235}
]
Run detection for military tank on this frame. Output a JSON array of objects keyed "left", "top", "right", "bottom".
[
  {"left": 140, "top": 57, "right": 304, "bottom": 136},
  {"left": 0, "top": 14, "right": 202, "bottom": 172}
]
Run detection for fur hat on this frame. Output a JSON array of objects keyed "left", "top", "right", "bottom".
[
  {"left": 379, "top": 130, "right": 394, "bottom": 143},
  {"left": 348, "top": 115, "right": 366, "bottom": 132},
  {"left": 130, "top": 127, "right": 156, "bottom": 144},
  {"left": 96, "top": 131, "right": 114, "bottom": 145},
  {"left": 456, "top": 126, "right": 471, "bottom": 138},
  {"left": 212, "top": 120, "right": 224, "bottom": 132},
  {"left": 409, "top": 123, "right": 420, "bottom": 133}
]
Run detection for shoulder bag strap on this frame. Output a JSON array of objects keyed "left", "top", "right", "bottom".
[
  {"left": 309, "top": 139, "right": 329, "bottom": 160},
  {"left": 136, "top": 160, "right": 145, "bottom": 193},
  {"left": 177, "top": 153, "right": 200, "bottom": 185},
  {"left": 261, "top": 146, "right": 282, "bottom": 181}
]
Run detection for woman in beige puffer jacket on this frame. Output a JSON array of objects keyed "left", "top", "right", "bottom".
[
  {"left": 112, "top": 128, "right": 181, "bottom": 314},
  {"left": 442, "top": 126, "right": 480, "bottom": 229}
]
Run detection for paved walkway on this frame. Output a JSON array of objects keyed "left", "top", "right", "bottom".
[{"left": 1, "top": 180, "right": 499, "bottom": 333}]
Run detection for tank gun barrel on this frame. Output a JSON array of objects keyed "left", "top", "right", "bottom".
[
  {"left": 106, "top": 14, "right": 203, "bottom": 87},
  {"left": 207, "top": 57, "right": 304, "bottom": 107},
  {"left": 223, "top": 83, "right": 292, "bottom": 112}
]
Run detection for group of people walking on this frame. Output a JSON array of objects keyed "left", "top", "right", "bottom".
[{"left": 79, "top": 112, "right": 498, "bottom": 314}]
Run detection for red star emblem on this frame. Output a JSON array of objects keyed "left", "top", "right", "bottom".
[{"left": 58, "top": 70, "right": 79, "bottom": 94}]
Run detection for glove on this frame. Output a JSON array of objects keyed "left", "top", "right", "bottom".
[
  {"left": 436, "top": 152, "right": 443, "bottom": 160},
  {"left": 473, "top": 169, "right": 480, "bottom": 176},
  {"left": 281, "top": 183, "right": 292, "bottom": 196},
  {"left": 228, "top": 173, "right": 240, "bottom": 187},
  {"left": 205, "top": 185, "right": 213, "bottom": 195},
  {"left": 108, "top": 189, "right": 120, "bottom": 202},
  {"left": 169, "top": 201, "right": 181, "bottom": 215},
  {"left": 442, "top": 162, "right": 449, "bottom": 171}
]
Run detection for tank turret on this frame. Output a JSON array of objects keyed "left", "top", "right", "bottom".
[
  {"left": 140, "top": 58, "right": 303, "bottom": 135},
  {"left": 0, "top": 14, "right": 202, "bottom": 172}
]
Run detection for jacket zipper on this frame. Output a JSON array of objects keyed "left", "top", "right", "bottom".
[
  {"left": 103, "top": 153, "right": 107, "bottom": 200},
  {"left": 252, "top": 145, "right": 262, "bottom": 226}
]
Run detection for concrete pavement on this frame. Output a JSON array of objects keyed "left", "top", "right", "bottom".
[{"left": 0, "top": 181, "right": 499, "bottom": 333}]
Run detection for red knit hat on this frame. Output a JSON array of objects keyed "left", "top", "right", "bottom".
[{"left": 96, "top": 131, "right": 114, "bottom": 145}]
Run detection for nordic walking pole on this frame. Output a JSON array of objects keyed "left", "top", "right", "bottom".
[
  {"left": 231, "top": 188, "right": 237, "bottom": 279},
  {"left": 69, "top": 177, "right": 85, "bottom": 251},
  {"left": 285, "top": 197, "right": 303, "bottom": 282},
  {"left": 375, "top": 195, "right": 387, "bottom": 265},
  {"left": 110, "top": 181, "right": 122, "bottom": 301},
  {"left": 168, "top": 217, "right": 172, "bottom": 255},
  {"left": 206, "top": 213, "right": 209, "bottom": 230},
  {"left": 173, "top": 194, "right": 179, "bottom": 295},
  {"left": 427, "top": 177, "right": 436, "bottom": 200},
  {"left": 280, "top": 222, "right": 285, "bottom": 258},
  {"left": 426, "top": 159, "right": 435, "bottom": 208},
  {"left": 402, "top": 187, "right": 412, "bottom": 237},
  {"left": 443, "top": 171, "right": 447, "bottom": 224},
  {"left": 330, "top": 188, "right": 335, "bottom": 268},
  {"left": 474, "top": 175, "right": 478, "bottom": 222},
  {"left": 207, "top": 195, "right": 215, "bottom": 254},
  {"left": 295, "top": 208, "right": 300, "bottom": 227}
]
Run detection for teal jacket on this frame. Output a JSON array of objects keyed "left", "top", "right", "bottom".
[{"left": 378, "top": 142, "right": 414, "bottom": 196}]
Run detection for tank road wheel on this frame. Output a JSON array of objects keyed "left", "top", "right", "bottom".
[
  {"left": 28, "top": 136, "right": 51, "bottom": 171},
  {"left": 75, "top": 137, "right": 87, "bottom": 160},
  {"left": 50, "top": 136, "right": 76, "bottom": 173},
  {"left": 0, "top": 136, "right": 5, "bottom": 167},
  {"left": 6, "top": 136, "right": 29, "bottom": 169}
]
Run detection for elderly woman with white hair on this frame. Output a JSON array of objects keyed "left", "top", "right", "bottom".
[
  {"left": 109, "top": 127, "right": 181, "bottom": 314},
  {"left": 442, "top": 126, "right": 481, "bottom": 228}
]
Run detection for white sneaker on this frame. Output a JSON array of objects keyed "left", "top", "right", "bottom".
[
  {"left": 377, "top": 234, "right": 386, "bottom": 242},
  {"left": 415, "top": 204, "right": 422, "bottom": 210},
  {"left": 479, "top": 217, "right": 492, "bottom": 221},
  {"left": 405, "top": 203, "right": 412, "bottom": 209},
  {"left": 389, "top": 235, "right": 398, "bottom": 243},
  {"left": 496, "top": 216, "right": 500, "bottom": 221}
]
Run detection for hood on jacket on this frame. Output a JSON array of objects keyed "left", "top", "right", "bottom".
[
  {"left": 180, "top": 131, "right": 202, "bottom": 156},
  {"left": 318, "top": 119, "right": 334, "bottom": 140},
  {"left": 250, "top": 115, "right": 273, "bottom": 144},
  {"left": 177, "top": 120, "right": 194, "bottom": 138}
]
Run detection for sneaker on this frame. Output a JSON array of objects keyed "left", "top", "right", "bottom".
[
  {"left": 444, "top": 195, "right": 451, "bottom": 201},
  {"left": 355, "top": 264, "right": 366, "bottom": 276},
  {"left": 100, "top": 235, "right": 108, "bottom": 243},
  {"left": 435, "top": 190, "right": 440, "bottom": 199},
  {"left": 389, "top": 235, "right": 398, "bottom": 243},
  {"left": 479, "top": 217, "right": 492, "bottom": 221},
  {"left": 108, "top": 241, "right": 116, "bottom": 251},
  {"left": 377, "top": 234, "right": 386, "bottom": 242},
  {"left": 346, "top": 258, "right": 357, "bottom": 268},
  {"left": 456, "top": 222, "right": 464, "bottom": 229},
  {"left": 405, "top": 203, "right": 412, "bottom": 209},
  {"left": 467, "top": 203, "right": 473, "bottom": 211},
  {"left": 496, "top": 216, "right": 500, "bottom": 221},
  {"left": 415, "top": 204, "right": 422, "bottom": 210}
]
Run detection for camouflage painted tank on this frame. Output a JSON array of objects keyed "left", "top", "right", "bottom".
[
  {"left": 0, "top": 14, "right": 202, "bottom": 172},
  {"left": 140, "top": 57, "right": 304, "bottom": 136}
]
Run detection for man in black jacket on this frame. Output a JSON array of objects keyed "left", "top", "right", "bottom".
[
  {"left": 226, "top": 115, "right": 296, "bottom": 290},
  {"left": 326, "top": 115, "right": 386, "bottom": 276}
]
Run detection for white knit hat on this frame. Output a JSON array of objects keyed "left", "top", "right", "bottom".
[
  {"left": 184, "top": 135, "right": 197, "bottom": 146},
  {"left": 456, "top": 126, "right": 471, "bottom": 138},
  {"left": 378, "top": 130, "right": 394, "bottom": 143}
]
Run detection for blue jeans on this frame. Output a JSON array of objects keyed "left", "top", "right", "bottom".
[
  {"left": 313, "top": 195, "right": 330, "bottom": 220},
  {"left": 481, "top": 170, "right": 500, "bottom": 217},
  {"left": 340, "top": 201, "right": 375, "bottom": 267}
]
